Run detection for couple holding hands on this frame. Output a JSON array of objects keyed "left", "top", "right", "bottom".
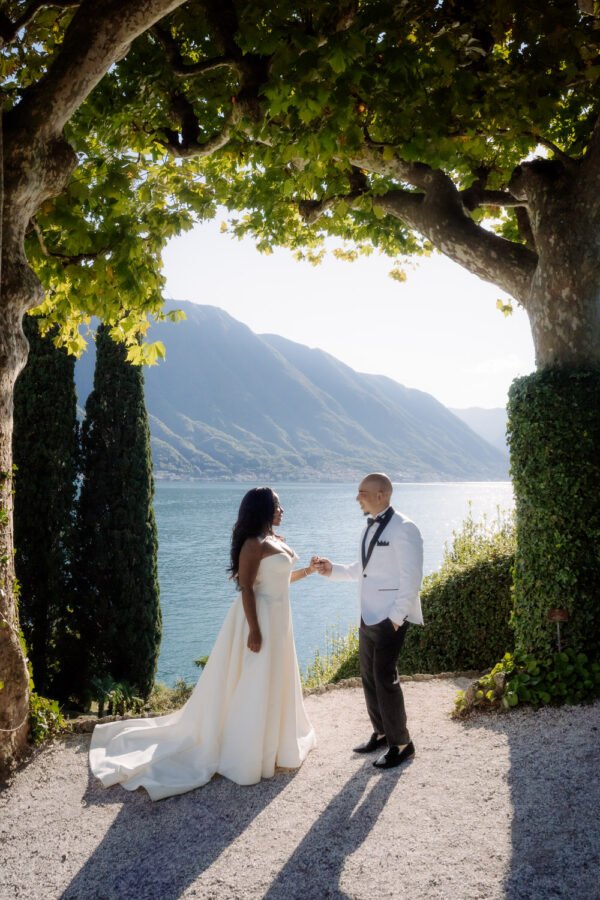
[{"left": 90, "top": 473, "right": 424, "bottom": 801}]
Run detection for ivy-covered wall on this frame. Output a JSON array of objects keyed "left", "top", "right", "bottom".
[{"left": 508, "top": 370, "right": 600, "bottom": 657}]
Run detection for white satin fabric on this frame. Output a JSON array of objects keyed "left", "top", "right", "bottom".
[{"left": 89, "top": 551, "right": 316, "bottom": 801}]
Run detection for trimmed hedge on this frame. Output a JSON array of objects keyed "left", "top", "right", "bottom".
[
  {"left": 508, "top": 370, "right": 600, "bottom": 657},
  {"left": 399, "top": 514, "right": 515, "bottom": 674}
]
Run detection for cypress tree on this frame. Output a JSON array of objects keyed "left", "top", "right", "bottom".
[
  {"left": 77, "top": 324, "right": 161, "bottom": 701},
  {"left": 13, "top": 316, "right": 78, "bottom": 700}
]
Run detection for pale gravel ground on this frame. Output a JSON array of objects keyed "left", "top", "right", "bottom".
[{"left": 1, "top": 679, "right": 600, "bottom": 900}]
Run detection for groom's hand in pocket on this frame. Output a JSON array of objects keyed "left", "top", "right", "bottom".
[{"left": 248, "top": 628, "right": 262, "bottom": 653}]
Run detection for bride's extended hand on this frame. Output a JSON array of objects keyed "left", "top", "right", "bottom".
[{"left": 247, "top": 628, "right": 262, "bottom": 653}]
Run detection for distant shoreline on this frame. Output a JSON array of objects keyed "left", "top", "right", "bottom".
[{"left": 154, "top": 475, "right": 514, "bottom": 485}]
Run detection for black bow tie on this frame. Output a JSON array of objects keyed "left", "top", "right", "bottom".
[{"left": 367, "top": 515, "right": 384, "bottom": 526}]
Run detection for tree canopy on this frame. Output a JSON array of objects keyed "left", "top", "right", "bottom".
[{"left": 4, "top": 1, "right": 599, "bottom": 365}]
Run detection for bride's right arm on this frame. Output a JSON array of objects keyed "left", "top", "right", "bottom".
[{"left": 238, "top": 538, "right": 263, "bottom": 653}]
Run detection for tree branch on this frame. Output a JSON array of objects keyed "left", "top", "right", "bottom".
[
  {"left": 344, "top": 143, "right": 538, "bottom": 301},
  {"left": 298, "top": 188, "right": 370, "bottom": 225},
  {"left": 515, "top": 207, "right": 536, "bottom": 252},
  {"left": 151, "top": 23, "right": 241, "bottom": 78},
  {"left": 159, "top": 90, "right": 233, "bottom": 158},
  {"left": 6, "top": 0, "right": 189, "bottom": 140},
  {"left": 460, "top": 186, "right": 526, "bottom": 210},
  {"left": 535, "top": 135, "right": 579, "bottom": 174},
  {"left": 30, "top": 218, "right": 107, "bottom": 265},
  {"left": 375, "top": 189, "right": 537, "bottom": 303},
  {"left": 349, "top": 143, "right": 438, "bottom": 192},
  {"left": 0, "top": 0, "right": 80, "bottom": 45},
  {"left": 300, "top": 148, "right": 537, "bottom": 302}
]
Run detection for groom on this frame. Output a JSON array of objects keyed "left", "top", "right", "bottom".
[{"left": 314, "top": 473, "right": 423, "bottom": 769}]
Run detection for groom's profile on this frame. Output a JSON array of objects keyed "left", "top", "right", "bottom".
[{"left": 315, "top": 473, "right": 424, "bottom": 769}]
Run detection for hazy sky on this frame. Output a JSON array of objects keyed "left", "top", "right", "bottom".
[{"left": 161, "top": 217, "right": 536, "bottom": 410}]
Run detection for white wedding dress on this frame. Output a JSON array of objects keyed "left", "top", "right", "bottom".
[{"left": 89, "top": 548, "right": 316, "bottom": 800}]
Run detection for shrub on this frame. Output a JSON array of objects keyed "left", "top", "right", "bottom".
[
  {"left": 454, "top": 648, "right": 600, "bottom": 717},
  {"left": 399, "top": 510, "right": 515, "bottom": 674},
  {"left": 29, "top": 693, "right": 67, "bottom": 746},
  {"left": 145, "top": 678, "right": 193, "bottom": 713},
  {"left": 90, "top": 676, "right": 144, "bottom": 718},
  {"left": 302, "top": 626, "right": 360, "bottom": 689}
]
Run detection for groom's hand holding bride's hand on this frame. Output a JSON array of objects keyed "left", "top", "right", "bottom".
[{"left": 311, "top": 555, "right": 332, "bottom": 576}]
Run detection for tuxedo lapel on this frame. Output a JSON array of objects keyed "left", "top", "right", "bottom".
[{"left": 362, "top": 506, "right": 394, "bottom": 570}]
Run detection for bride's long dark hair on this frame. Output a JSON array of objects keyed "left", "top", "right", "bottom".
[{"left": 229, "top": 487, "right": 277, "bottom": 586}]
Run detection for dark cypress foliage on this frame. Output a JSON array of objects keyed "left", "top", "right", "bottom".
[
  {"left": 77, "top": 324, "right": 161, "bottom": 701},
  {"left": 13, "top": 316, "right": 79, "bottom": 700}
]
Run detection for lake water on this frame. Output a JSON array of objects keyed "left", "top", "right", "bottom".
[{"left": 154, "top": 481, "right": 514, "bottom": 686}]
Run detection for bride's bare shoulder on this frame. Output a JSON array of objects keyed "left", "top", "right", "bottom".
[{"left": 239, "top": 536, "right": 263, "bottom": 558}]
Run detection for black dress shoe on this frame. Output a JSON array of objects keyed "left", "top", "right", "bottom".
[
  {"left": 353, "top": 732, "right": 387, "bottom": 754},
  {"left": 373, "top": 741, "right": 415, "bottom": 769}
]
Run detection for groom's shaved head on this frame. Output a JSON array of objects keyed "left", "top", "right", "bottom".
[{"left": 363, "top": 473, "right": 393, "bottom": 497}]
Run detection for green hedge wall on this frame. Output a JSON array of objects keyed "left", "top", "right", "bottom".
[
  {"left": 507, "top": 369, "right": 600, "bottom": 657},
  {"left": 399, "top": 516, "right": 515, "bottom": 674}
]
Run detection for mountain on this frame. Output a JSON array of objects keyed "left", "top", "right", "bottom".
[
  {"left": 75, "top": 301, "right": 509, "bottom": 481},
  {"left": 450, "top": 407, "right": 509, "bottom": 455}
]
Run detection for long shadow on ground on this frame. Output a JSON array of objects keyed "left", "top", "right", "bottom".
[
  {"left": 61, "top": 758, "right": 294, "bottom": 900},
  {"left": 464, "top": 702, "right": 600, "bottom": 900},
  {"left": 263, "top": 760, "right": 406, "bottom": 899}
]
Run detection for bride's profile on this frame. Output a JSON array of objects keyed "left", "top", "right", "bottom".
[{"left": 89, "top": 487, "right": 317, "bottom": 800}]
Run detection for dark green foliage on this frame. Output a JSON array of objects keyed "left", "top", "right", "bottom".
[
  {"left": 13, "top": 316, "right": 78, "bottom": 699},
  {"left": 508, "top": 370, "right": 600, "bottom": 657},
  {"left": 90, "top": 675, "right": 144, "bottom": 718},
  {"left": 454, "top": 649, "right": 600, "bottom": 717},
  {"left": 29, "top": 693, "right": 67, "bottom": 745},
  {"left": 399, "top": 513, "right": 515, "bottom": 674},
  {"left": 77, "top": 325, "right": 161, "bottom": 702}
]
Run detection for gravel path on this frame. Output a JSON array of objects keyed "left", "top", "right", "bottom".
[{"left": 1, "top": 678, "right": 600, "bottom": 900}]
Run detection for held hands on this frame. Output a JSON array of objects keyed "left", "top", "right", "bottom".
[{"left": 311, "top": 555, "right": 332, "bottom": 576}]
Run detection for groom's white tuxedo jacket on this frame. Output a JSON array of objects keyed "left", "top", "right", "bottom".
[{"left": 329, "top": 508, "right": 424, "bottom": 627}]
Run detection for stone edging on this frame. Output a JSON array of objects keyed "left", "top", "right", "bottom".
[
  {"left": 64, "top": 672, "right": 481, "bottom": 734},
  {"left": 303, "top": 671, "right": 480, "bottom": 696}
]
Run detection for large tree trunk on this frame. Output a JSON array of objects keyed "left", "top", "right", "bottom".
[
  {"left": 0, "top": 121, "right": 76, "bottom": 777},
  {"left": 0, "top": 304, "right": 30, "bottom": 777},
  {"left": 520, "top": 164, "right": 600, "bottom": 369},
  {"left": 0, "top": 110, "right": 32, "bottom": 775}
]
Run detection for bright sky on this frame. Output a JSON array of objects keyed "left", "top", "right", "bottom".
[{"left": 161, "top": 217, "right": 536, "bottom": 410}]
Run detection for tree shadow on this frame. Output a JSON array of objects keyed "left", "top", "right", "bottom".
[
  {"left": 263, "top": 759, "right": 407, "bottom": 899},
  {"left": 61, "top": 761, "right": 296, "bottom": 899},
  {"left": 463, "top": 704, "right": 600, "bottom": 900}
]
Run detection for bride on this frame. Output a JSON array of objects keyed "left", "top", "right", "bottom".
[{"left": 89, "top": 487, "right": 317, "bottom": 800}]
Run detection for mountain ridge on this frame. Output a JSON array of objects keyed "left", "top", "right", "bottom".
[{"left": 74, "top": 300, "right": 509, "bottom": 482}]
